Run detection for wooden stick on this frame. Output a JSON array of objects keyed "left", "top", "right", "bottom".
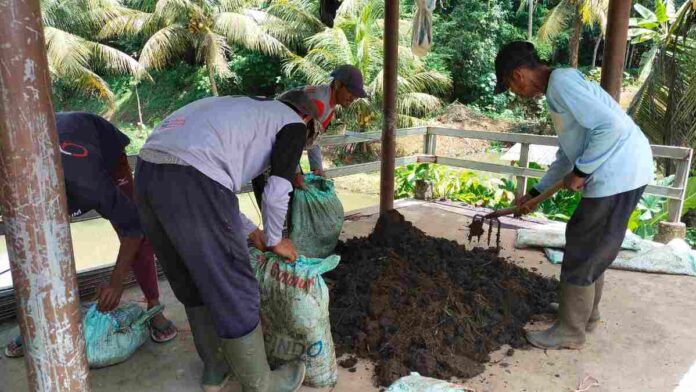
[{"left": 485, "top": 180, "right": 565, "bottom": 219}]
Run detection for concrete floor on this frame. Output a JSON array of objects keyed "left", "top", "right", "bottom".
[{"left": 2, "top": 201, "right": 696, "bottom": 392}]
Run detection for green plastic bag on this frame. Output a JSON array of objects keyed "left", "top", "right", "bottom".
[
  {"left": 290, "top": 173, "right": 344, "bottom": 258},
  {"left": 249, "top": 248, "right": 340, "bottom": 387},
  {"left": 83, "top": 302, "right": 162, "bottom": 368}
]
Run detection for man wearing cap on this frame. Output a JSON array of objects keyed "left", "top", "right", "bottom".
[
  {"left": 252, "top": 64, "right": 367, "bottom": 209},
  {"left": 135, "top": 94, "right": 319, "bottom": 392},
  {"left": 493, "top": 41, "right": 653, "bottom": 350}
]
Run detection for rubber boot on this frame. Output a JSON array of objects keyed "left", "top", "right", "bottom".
[
  {"left": 185, "top": 306, "right": 233, "bottom": 392},
  {"left": 548, "top": 273, "right": 604, "bottom": 332},
  {"left": 586, "top": 273, "right": 604, "bottom": 332},
  {"left": 526, "top": 282, "right": 594, "bottom": 349},
  {"left": 221, "top": 323, "right": 305, "bottom": 392}
]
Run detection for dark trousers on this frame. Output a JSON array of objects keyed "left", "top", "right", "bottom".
[
  {"left": 110, "top": 154, "right": 159, "bottom": 301},
  {"left": 135, "top": 160, "right": 260, "bottom": 339},
  {"left": 562, "top": 186, "right": 646, "bottom": 286}
]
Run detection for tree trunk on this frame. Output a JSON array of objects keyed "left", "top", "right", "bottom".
[
  {"left": 527, "top": 0, "right": 534, "bottom": 40},
  {"left": 569, "top": 6, "right": 583, "bottom": 68},
  {"left": 207, "top": 62, "right": 219, "bottom": 96},
  {"left": 135, "top": 83, "right": 144, "bottom": 129},
  {"left": 591, "top": 34, "right": 602, "bottom": 69}
]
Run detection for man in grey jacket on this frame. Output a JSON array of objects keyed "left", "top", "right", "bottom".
[{"left": 135, "top": 94, "right": 319, "bottom": 392}]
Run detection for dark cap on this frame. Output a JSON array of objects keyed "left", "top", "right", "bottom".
[
  {"left": 494, "top": 41, "right": 541, "bottom": 94},
  {"left": 330, "top": 64, "right": 367, "bottom": 98}
]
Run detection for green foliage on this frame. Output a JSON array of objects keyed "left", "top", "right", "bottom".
[
  {"left": 279, "top": 0, "right": 452, "bottom": 132},
  {"left": 54, "top": 61, "right": 212, "bottom": 126},
  {"left": 431, "top": 0, "right": 523, "bottom": 107},
  {"left": 395, "top": 163, "right": 515, "bottom": 209},
  {"left": 686, "top": 228, "right": 696, "bottom": 248}
]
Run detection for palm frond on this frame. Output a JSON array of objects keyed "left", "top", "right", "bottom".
[
  {"left": 397, "top": 92, "right": 443, "bottom": 117},
  {"left": 200, "top": 31, "right": 233, "bottom": 78},
  {"left": 72, "top": 68, "right": 117, "bottom": 111},
  {"left": 517, "top": 0, "right": 532, "bottom": 16},
  {"left": 402, "top": 71, "right": 452, "bottom": 96},
  {"left": 139, "top": 24, "right": 191, "bottom": 70},
  {"left": 282, "top": 53, "right": 332, "bottom": 84},
  {"left": 87, "top": 40, "right": 152, "bottom": 81},
  {"left": 629, "top": 2, "right": 695, "bottom": 149},
  {"left": 304, "top": 28, "right": 355, "bottom": 66},
  {"left": 215, "top": 11, "right": 289, "bottom": 56},
  {"left": 44, "top": 26, "right": 91, "bottom": 79},
  {"left": 537, "top": 0, "right": 574, "bottom": 43},
  {"left": 265, "top": 0, "right": 325, "bottom": 48},
  {"left": 99, "top": 11, "right": 153, "bottom": 40},
  {"left": 336, "top": 0, "right": 370, "bottom": 19},
  {"left": 154, "top": 0, "right": 198, "bottom": 21}
]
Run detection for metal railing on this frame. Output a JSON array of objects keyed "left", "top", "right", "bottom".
[
  {"left": 0, "top": 126, "right": 692, "bottom": 321},
  {"left": 0, "top": 126, "right": 691, "bottom": 235}
]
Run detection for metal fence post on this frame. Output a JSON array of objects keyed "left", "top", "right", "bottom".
[
  {"left": 0, "top": 0, "right": 92, "bottom": 390},
  {"left": 668, "top": 150, "right": 693, "bottom": 222},
  {"left": 422, "top": 128, "right": 437, "bottom": 155},
  {"left": 516, "top": 143, "right": 531, "bottom": 199}
]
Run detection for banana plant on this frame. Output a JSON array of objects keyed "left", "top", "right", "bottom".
[{"left": 628, "top": 0, "right": 677, "bottom": 81}]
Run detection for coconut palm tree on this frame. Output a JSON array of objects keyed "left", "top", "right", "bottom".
[
  {"left": 537, "top": 0, "right": 608, "bottom": 68},
  {"left": 628, "top": 0, "right": 695, "bottom": 157},
  {"left": 99, "top": 0, "right": 289, "bottom": 95},
  {"left": 43, "top": 0, "right": 149, "bottom": 113},
  {"left": 280, "top": 0, "right": 451, "bottom": 131}
]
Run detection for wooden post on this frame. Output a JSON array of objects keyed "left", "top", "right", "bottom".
[
  {"left": 380, "top": 0, "right": 399, "bottom": 214},
  {"left": 0, "top": 0, "right": 91, "bottom": 390},
  {"left": 600, "top": 0, "right": 632, "bottom": 100}
]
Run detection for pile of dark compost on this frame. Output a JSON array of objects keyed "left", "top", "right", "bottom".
[{"left": 327, "top": 210, "right": 558, "bottom": 386}]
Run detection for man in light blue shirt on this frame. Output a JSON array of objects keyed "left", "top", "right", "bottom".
[{"left": 494, "top": 41, "right": 653, "bottom": 350}]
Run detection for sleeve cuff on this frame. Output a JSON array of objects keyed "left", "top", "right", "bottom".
[
  {"left": 239, "top": 213, "right": 258, "bottom": 236},
  {"left": 573, "top": 166, "right": 590, "bottom": 178},
  {"left": 528, "top": 188, "right": 541, "bottom": 197}
]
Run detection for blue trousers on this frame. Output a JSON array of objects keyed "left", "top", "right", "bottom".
[{"left": 135, "top": 160, "right": 259, "bottom": 339}]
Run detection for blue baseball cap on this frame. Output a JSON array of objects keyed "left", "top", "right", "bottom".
[{"left": 330, "top": 65, "right": 367, "bottom": 98}]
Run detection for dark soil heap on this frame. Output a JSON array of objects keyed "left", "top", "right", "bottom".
[{"left": 327, "top": 210, "right": 559, "bottom": 386}]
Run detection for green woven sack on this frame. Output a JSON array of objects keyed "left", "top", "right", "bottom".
[{"left": 290, "top": 174, "right": 344, "bottom": 258}]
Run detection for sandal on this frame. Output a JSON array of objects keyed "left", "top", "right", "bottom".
[
  {"left": 150, "top": 319, "right": 178, "bottom": 343},
  {"left": 4, "top": 335, "right": 24, "bottom": 358}
]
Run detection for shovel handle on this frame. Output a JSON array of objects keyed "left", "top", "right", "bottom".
[{"left": 486, "top": 180, "right": 565, "bottom": 219}]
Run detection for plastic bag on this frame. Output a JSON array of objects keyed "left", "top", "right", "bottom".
[
  {"left": 515, "top": 228, "right": 643, "bottom": 251},
  {"left": 546, "top": 239, "right": 696, "bottom": 276},
  {"left": 250, "top": 248, "right": 340, "bottom": 387},
  {"left": 386, "top": 372, "right": 473, "bottom": 391},
  {"left": 411, "top": 0, "right": 437, "bottom": 57},
  {"left": 83, "top": 302, "right": 162, "bottom": 368},
  {"left": 290, "top": 173, "right": 344, "bottom": 258}
]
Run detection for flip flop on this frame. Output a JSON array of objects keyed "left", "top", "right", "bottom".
[
  {"left": 4, "top": 335, "right": 24, "bottom": 358},
  {"left": 150, "top": 319, "right": 178, "bottom": 343}
]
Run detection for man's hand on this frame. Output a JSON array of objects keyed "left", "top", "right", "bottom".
[
  {"left": 248, "top": 228, "right": 266, "bottom": 251},
  {"left": 97, "top": 282, "right": 124, "bottom": 312},
  {"left": 312, "top": 169, "right": 326, "bottom": 178},
  {"left": 269, "top": 238, "right": 298, "bottom": 263},
  {"left": 293, "top": 173, "right": 307, "bottom": 189},
  {"left": 563, "top": 172, "right": 585, "bottom": 192},
  {"left": 515, "top": 194, "right": 534, "bottom": 208}
]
